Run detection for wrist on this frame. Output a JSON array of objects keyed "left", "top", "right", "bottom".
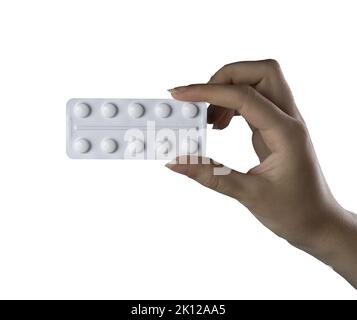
[{"left": 300, "top": 204, "right": 357, "bottom": 287}]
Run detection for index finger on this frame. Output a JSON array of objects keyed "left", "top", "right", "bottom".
[
  {"left": 170, "top": 84, "right": 294, "bottom": 151},
  {"left": 209, "top": 60, "right": 302, "bottom": 120}
]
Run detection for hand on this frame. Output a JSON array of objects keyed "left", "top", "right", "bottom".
[{"left": 166, "top": 60, "right": 357, "bottom": 288}]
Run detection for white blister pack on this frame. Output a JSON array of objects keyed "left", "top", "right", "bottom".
[{"left": 66, "top": 99, "right": 207, "bottom": 159}]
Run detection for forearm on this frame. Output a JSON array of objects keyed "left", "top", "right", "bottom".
[{"left": 304, "top": 206, "right": 357, "bottom": 288}]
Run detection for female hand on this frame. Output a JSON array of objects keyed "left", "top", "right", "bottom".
[{"left": 167, "top": 60, "right": 357, "bottom": 288}]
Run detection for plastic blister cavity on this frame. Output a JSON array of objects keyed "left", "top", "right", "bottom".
[{"left": 66, "top": 99, "right": 206, "bottom": 159}]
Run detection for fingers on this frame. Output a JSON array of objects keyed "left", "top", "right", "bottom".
[
  {"left": 165, "top": 156, "right": 257, "bottom": 202},
  {"left": 209, "top": 59, "right": 301, "bottom": 120},
  {"left": 210, "top": 59, "right": 283, "bottom": 88},
  {"left": 207, "top": 104, "right": 237, "bottom": 129},
  {"left": 169, "top": 84, "right": 293, "bottom": 151},
  {"left": 251, "top": 127, "right": 271, "bottom": 162}
]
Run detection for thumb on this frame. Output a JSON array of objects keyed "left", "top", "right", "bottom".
[{"left": 166, "top": 156, "right": 257, "bottom": 202}]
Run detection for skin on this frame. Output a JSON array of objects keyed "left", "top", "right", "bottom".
[{"left": 166, "top": 59, "right": 357, "bottom": 288}]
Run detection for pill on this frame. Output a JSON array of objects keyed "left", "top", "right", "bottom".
[
  {"left": 128, "top": 102, "right": 145, "bottom": 118},
  {"left": 156, "top": 140, "right": 171, "bottom": 154},
  {"left": 74, "top": 102, "right": 91, "bottom": 118},
  {"left": 181, "top": 139, "right": 198, "bottom": 154},
  {"left": 101, "top": 103, "right": 118, "bottom": 118},
  {"left": 155, "top": 103, "right": 172, "bottom": 118},
  {"left": 101, "top": 138, "right": 118, "bottom": 153},
  {"left": 127, "top": 138, "right": 144, "bottom": 155},
  {"left": 73, "top": 138, "right": 91, "bottom": 153},
  {"left": 182, "top": 103, "right": 198, "bottom": 118}
]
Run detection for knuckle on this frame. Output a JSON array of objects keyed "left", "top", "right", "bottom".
[
  {"left": 265, "top": 58, "right": 280, "bottom": 68},
  {"left": 209, "top": 74, "right": 217, "bottom": 83},
  {"left": 209, "top": 64, "right": 230, "bottom": 83},
  {"left": 221, "top": 63, "right": 231, "bottom": 72},
  {"left": 263, "top": 59, "right": 282, "bottom": 74},
  {"left": 210, "top": 61, "right": 240, "bottom": 83},
  {"left": 283, "top": 118, "right": 309, "bottom": 143},
  {"left": 291, "top": 118, "right": 308, "bottom": 135},
  {"left": 220, "top": 63, "right": 235, "bottom": 75}
]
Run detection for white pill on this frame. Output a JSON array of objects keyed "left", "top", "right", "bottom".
[
  {"left": 101, "top": 138, "right": 118, "bottom": 153},
  {"left": 155, "top": 103, "right": 172, "bottom": 118},
  {"left": 101, "top": 103, "right": 118, "bottom": 118},
  {"left": 128, "top": 102, "right": 145, "bottom": 118},
  {"left": 73, "top": 138, "right": 91, "bottom": 153},
  {"left": 181, "top": 139, "right": 198, "bottom": 154},
  {"left": 74, "top": 103, "right": 91, "bottom": 118},
  {"left": 156, "top": 140, "right": 171, "bottom": 154},
  {"left": 127, "top": 139, "right": 144, "bottom": 155},
  {"left": 182, "top": 103, "right": 198, "bottom": 118}
]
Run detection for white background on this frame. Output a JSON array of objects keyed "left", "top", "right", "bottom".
[{"left": 0, "top": 0, "right": 356, "bottom": 299}]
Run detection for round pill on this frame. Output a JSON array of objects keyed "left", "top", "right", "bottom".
[
  {"left": 127, "top": 139, "right": 144, "bottom": 155},
  {"left": 101, "top": 103, "right": 118, "bottom": 118},
  {"left": 181, "top": 139, "right": 198, "bottom": 154},
  {"left": 128, "top": 102, "right": 145, "bottom": 118},
  {"left": 101, "top": 138, "right": 118, "bottom": 153},
  {"left": 182, "top": 103, "right": 198, "bottom": 118},
  {"left": 156, "top": 140, "right": 171, "bottom": 154},
  {"left": 74, "top": 103, "right": 91, "bottom": 118},
  {"left": 155, "top": 103, "right": 172, "bottom": 118},
  {"left": 73, "top": 138, "right": 91, "bottom": 153}
]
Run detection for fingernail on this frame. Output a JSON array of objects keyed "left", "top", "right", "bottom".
[
  {"left": 167, "top": 86, "right": 188, "bottom": 94},
  {"left": 165, "top": 162, "right": 188, "bottom": 175}
]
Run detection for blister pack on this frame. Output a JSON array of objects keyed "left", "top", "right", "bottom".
[{"left": 66, "top": 99, "right": 207, "bottom": 159}]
